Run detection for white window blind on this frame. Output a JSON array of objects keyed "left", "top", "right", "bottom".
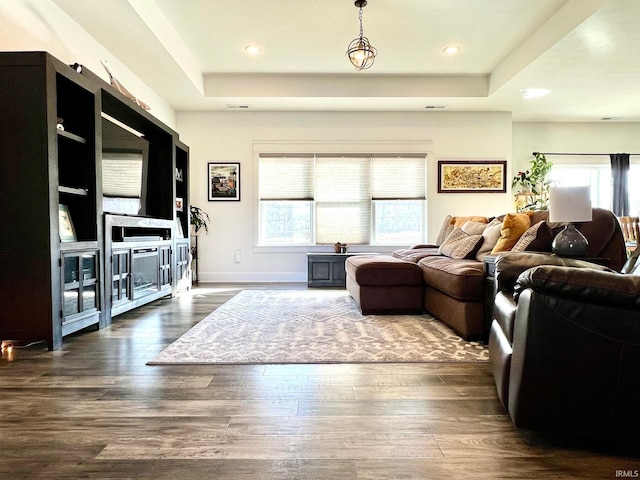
[
  {"left": 371, "top": 156, "right": 426, "bottom": 199},
  {"left": 316, "top": 156, "right": 371, "bottom": 244},
  {"left": 102, "top": 152, "right": 143, "bottom": 198},
  {"left": 259, "top": 155, "right": 314, "bottom": 200}
]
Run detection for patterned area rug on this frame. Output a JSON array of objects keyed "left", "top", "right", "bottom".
[{"left": 149, "top": 289, "right": 488, "bottom": 364}]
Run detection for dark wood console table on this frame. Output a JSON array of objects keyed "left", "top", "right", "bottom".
[{"left": 307, "top": 253, "right": 377, "bottom": 287}]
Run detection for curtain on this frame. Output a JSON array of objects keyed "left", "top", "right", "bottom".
[{"left": 610, "top": 153, "right": 630, "bottom": 216}]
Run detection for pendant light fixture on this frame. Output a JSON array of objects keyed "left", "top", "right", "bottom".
[{"left": 346, "top": 0, "right": 377, "bottom": 71}]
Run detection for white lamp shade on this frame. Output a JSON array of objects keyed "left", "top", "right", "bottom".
[{"left": 548, "top": 186, "right": 592, "bottom": 223}]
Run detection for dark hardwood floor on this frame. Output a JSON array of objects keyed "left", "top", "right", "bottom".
[{"left": 1, "top": 283, "right": 639, "bottom": 479}]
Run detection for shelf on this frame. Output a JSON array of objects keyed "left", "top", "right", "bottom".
[
  {"left": 57, "top": 129, "right": 87, "bottom": 144},
  {"left": 59, "top": 240, "right": 99, "bottom": 252},
  {"left": 59, "top": 186, "right": 89, "bottom": 196}
]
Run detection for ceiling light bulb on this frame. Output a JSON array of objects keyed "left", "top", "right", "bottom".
[
  {"left": 243, "top": 44, "right": 263, "bottom": 56},
  {"left": 442, "top": 45, "right": 460, "bottom": 55},
  {"left": 521, "top": 88, "right": 550, "bottom": 99}
]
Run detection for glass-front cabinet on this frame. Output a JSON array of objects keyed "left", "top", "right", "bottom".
[
  {"left": 61, "top": 248, "right": 100, "bottom": 336},
  {"left": 111, "top": 250, "right": 131, "bottom": 307},
  {"left": 175, "top": 240, "right": 191, "bottom": 292}
]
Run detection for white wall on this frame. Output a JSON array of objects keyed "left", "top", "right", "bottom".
[
  {"left": 513, "top": 122, "right": 640, "bottom": 172},
  {"left": 178, "top": 111, "right": 513, "bottom": 282},
  {"left": 0, "top": 0, "right": 176, "bottom": 128}
]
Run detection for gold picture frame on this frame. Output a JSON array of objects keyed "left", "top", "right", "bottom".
[{"left": 437, "top": 160, "right": 507, "bottom": 193}]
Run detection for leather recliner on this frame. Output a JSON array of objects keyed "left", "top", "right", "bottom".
[{"left": 489, "top": 251, "right": 640, "bottom": 445}]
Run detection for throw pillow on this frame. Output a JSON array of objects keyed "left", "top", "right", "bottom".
[
  {"left": 438, "top": 228, "right": 484, "bottom": 259},
  {"left": 435, "top": 215, "right": 454, "bottom": 246},
  {"left": 461, "top": 220, "right": 489, "bottom": 236},
  {"left": 451, "top": 215, "right": 489, "bottom": 228},
  {"left": 491, "top": 212, "right": 532, "bottom": 254},
  {"left": 511, "top": 220, "right": 553, "bottom": 252},
  {"left": 475, "top": 218, "right": 503, "bottom": 260}
]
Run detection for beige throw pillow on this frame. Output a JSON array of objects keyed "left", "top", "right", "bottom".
[
  {"left": 461, "top": 220, "right": 489, "bottom": 236},
  {"left": 475, "top": 218, "right": 503, "bottom": 260}
]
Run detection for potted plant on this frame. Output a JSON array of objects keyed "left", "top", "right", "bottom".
[
  {"left": 190, "top": 205, "right": 210, "bottom": 235},
  {"left": 512, "top": 153, "right": 553, "bottom": 212}
]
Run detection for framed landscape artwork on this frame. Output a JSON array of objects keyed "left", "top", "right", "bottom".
[
  {"left": 208, "top": 162, "right": 240, "bottom": 201},
  {"left": 437, "top": 160, "right": 507, "bottom": 193}
]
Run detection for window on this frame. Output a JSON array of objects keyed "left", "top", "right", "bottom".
[
  {"left": 550, "top": 164, "right": 611, "bottom": 209},
  {"left": 258, "top": 154, "right": 426, "bottom": 246},
  {"left": 550, "top": 156, "right": 640, "bottom": 214}
]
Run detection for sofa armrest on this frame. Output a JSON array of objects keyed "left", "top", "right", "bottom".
[
  {"left": 515, "top": 265, "right": 640, "bottom": 309},
  {"left": 494, "top": 251, "right": 612, "bottom": 294}
]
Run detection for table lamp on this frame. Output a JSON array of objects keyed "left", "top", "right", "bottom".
[{"left": 548, "top": 186, "right": 592, "bottom": 256}]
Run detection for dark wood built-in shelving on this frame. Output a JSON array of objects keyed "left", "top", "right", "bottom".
[{"left": 0, "top": 51, "right": 190, "bottom": 350}]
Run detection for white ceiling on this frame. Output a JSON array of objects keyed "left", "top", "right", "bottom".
[{"left": 50, "top": 0, "right": 640, "bottom": 121}]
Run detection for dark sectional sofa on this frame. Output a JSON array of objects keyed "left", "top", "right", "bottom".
[
  {"left": 489, "top": 250, "right": 640, "bottom": 444},
  {"left": 346, "top": 208, "right": 627, "bottom": 340}
]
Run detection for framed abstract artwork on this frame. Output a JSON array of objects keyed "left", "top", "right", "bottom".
[
  {"left": 208, "top": 162, "right": 240, "bottom": 201},
  {"left": 437, "top": 160, "right": 507, "bottom": 193}
]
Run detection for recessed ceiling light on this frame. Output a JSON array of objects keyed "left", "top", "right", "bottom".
[
  {"left": 243, "top": 44, "right": 263, "bottom": 56},
  {"left": 521, "top": 88, "right": 550, "bottom": 99},
  {"left": 442, "top": 45, "right": 461, "bottom": 55}
]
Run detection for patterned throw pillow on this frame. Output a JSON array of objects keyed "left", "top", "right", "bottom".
[
  {"left": 435, "top": 215, "right": 454, "bottom": 246},
  {"left": 511, "top": 221, "right": 553, "bottom": 252},
  {"left": 438, "top": 228, "right": 484, "bottom": 259}
]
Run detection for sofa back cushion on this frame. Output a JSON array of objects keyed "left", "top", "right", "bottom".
[
  {"left": 451, "top": 215, "right": 489, "bottom": 228},
  {"left": 564, "top": 208, "right": 626, "bottom": 271}
]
